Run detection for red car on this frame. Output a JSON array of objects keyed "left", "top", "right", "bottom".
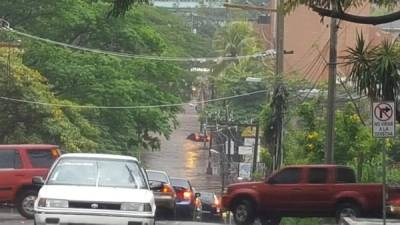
[
  {"left": 222, "top": 164, "right": 400, "bottom": 225},
  {"left": 0, "top": 144, "right": 60, "bottom": 218},
  {"left": 186, "top": 133, "right": 210, "bottom": 142}
]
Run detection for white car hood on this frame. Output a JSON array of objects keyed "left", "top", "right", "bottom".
[{"left": 38, "top": 185, "right": 154, "bottom": 203}]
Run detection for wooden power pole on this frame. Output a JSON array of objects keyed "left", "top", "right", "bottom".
[
  {"left": 325, "top": 2, "right": 338, "bottom": 164},
  {"left": 275, "top": 0, "right": 285, "bottom": 169}
]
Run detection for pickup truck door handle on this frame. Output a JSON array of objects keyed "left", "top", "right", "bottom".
[
  {"left": 14, "top": 174, "right": 25, "bottom": 177},
  {"left": 291, "top": 188, "right": 302, "bottom": 191}
]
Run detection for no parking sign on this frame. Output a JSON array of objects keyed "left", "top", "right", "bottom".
[{"left": 372, "top": 102, "right": 395, "bottom": 138}]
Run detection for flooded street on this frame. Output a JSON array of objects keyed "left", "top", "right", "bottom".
[{"left": 142, "top": 104, "right": 221, "bottom": 193}]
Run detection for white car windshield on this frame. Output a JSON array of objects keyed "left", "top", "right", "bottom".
[{"left": 47, "top": 158, "right": 147, "bottom": 189}]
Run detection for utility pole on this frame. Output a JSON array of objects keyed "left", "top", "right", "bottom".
[
  {"left": 325, "top": 1, "right": 338, "bottom": 164},
  {"left": 252, "top": 124, "right": 260, "bottom": 174},
  {"left": 223, "top": 1, "right": 285, "bottom": 170},
  {"left": 274, "top": 0, "right": 285, "bottom": 169}
]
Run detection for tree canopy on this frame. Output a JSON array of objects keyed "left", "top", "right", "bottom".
[{"left": 0, "top": 1, "right": 211, "bottom": 154}]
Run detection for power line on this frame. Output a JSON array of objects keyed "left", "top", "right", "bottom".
[
  {"left": 0, "top": 21, "right": 275, "bottom": 62},
  {"left": 0, "top": 89, "right": 268, "bottom": 109}
]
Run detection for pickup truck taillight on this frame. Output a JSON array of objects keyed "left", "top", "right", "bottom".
[{"left": 51, "top": 148, "right": 60, "bottom": 159}]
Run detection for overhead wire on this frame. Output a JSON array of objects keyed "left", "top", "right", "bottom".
[
  {"left": 0, "top": 89, "right": 268, "bottom": 109},
  {"left": 0, "top": 20, "right": 275, "bottom": 63}
]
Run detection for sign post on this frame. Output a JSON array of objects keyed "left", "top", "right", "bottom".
[{"left": 372, "top": 101, "right": 395, "bottom": 225}]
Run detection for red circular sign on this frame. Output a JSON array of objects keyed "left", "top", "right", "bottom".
[{"left": 374, "top": 103, "right": 393, "bottom": 122}]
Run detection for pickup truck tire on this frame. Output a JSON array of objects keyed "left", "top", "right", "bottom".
[
  {"left": 16, "top": 189, "right": 37, "bottom": 219},
  {"left": 335, "top": 202, "right": 361, "bottom": 222},
  {"left": 232, "top": 199, "right": 256, "bottom": 225}
]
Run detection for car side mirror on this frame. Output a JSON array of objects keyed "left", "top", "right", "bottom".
[
  {"left": 149, "top": 181, "right": 163, "bottom": 191},
  {"left": 32, "top": 176, "right": 44, "bottom": 186},
  {"left": 195, "top": 192, "right": 201, "bottom": 198}
]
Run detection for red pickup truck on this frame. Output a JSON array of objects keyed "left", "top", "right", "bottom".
[
  {"left": 222, "top": 164, "right": 400, "bottom": 225},
  {"left": 0, "top": 144, "right": 60, "bottom": 218}
]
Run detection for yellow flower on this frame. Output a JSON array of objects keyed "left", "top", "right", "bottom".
[
  {"left": 350, "top": 114, "right": 361, "bottom": 123},
  {"left": 307, "top": 131, "right": 319, "bottom": 141}
]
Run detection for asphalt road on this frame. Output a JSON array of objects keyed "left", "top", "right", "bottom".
[
  {"left": 142, "top": 103, "right": 222, "bottom": 193},
  {"left": 0, "top": 103, "right": 225, "bottom": 224},
  {"left": 0, "top": 210, "right": 226, "bottom": 225}
]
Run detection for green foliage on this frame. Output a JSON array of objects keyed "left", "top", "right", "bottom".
[
  {"left": 0, "top": 49, "right": 99, "bottom": 151},
  {"left": 202, "top": 21, "right": 271, "bottom": 125},
  {"left": 213, "top": 21, "right": 261, "bottom": 57},
  {"left": 344, "top": 33, "right": 400, "bottom": 102},
  {"left": 0, "top": 1, "right": 211, "bottom": 154}
]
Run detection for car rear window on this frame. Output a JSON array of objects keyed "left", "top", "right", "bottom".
[
  {"left": 28, "top": 149, "right": 57, "bottom": 168},
  {"left": 199, "top": 192, "right": 215, "bottom": 203},
  {"left": 336, "top": 167, "right": 356, "bottom": 183},
  {"left": 171, "top": 178, "right": 191, "bottom": 189},
  {"left": 0, "top": 150, "right": 22, "bottom": 169},
  {"left": 147, "top": 171, "right": 169, "bottom": 183}
]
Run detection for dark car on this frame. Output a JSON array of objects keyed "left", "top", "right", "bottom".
[
  {"left": 170, "top": 177, "right": 200, "bottom": 220},
  {"left": 146, "top": 170, "right": 177, "bottom": 220},
  {"left": 198, "top": 192, "right": 222, "bottom": 222}
]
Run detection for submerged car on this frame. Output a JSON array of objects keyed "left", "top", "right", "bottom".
[{"left": 33, "top": 153, "right": 156, "bottom": 225}]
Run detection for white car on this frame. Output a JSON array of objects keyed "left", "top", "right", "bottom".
[{"left": 33, "top": 153, "right": 156, "bottom": 225}]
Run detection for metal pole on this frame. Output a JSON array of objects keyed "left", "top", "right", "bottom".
[
  {"left": 383, "top": 139, "right": 387, "bottom": 225},
  {"left": 252, "top": 124, "right": 260, "bottom": 174},
  {"left": 221, "top": 134, "right": 226, "bottom": 195},
  {"left": 325, "top": 2, "right": 338, "bottom": 164}
]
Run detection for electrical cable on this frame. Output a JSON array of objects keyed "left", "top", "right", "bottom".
[
  {"left": 0, "top": 89, "right": 268, "bottom": 109},
  {"left": 0, "top": 21, "right": 275, "bottom": 62}
]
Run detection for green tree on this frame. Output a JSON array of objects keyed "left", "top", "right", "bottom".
[
  {"left": 344, "top": 34, "right": 400, "bottom": 121},
  {"left": 0, "top": 1, "right": 212, "bottom": 154},
  {"left": 0, "top": 48, "right": 99, "bottom": 151}
]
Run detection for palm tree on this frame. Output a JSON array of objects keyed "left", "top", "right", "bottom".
[
  {"left": 213, "top": 21, "right": 261, "bottom": 57},
  {"left": 343, "top": 33, "right": 400, "bottom": 120}
]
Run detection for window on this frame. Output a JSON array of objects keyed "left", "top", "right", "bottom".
[
  {"left": 0, "top": 150, "right": 21, "bottom": 169},
  {"left": 308, "top": 168, "right": 328, "bottom": 184},
  {"left": 336, "top": 167, "right": 356, "bottom": 183},
  {"left": 170, "top": 178, "right": 191, "bottom": 189},
  {"left": 147, "top": 171, "right": 169, "bottom": 183},
  {"left": 48, "top": 158, "right": 147, "bottom": 189},
  {"left": 28, "top": 150, "right": 56, "bottom": 168},
  {"left": 272, "top": 168, "right": 301, "bottom": 184}
]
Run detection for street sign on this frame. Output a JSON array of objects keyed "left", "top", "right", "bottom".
[
  {"left": 239, "top": 163, "right": 251, "bottom": 179},
  {"left": 244, "top": 138, "right": 255, "bottom": 146},
  {"left": 239, "top": 146, "right": 253, "bottom": 155},
  {"left": 372, "top": 102, "right": 396, "bottom": 138}
]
